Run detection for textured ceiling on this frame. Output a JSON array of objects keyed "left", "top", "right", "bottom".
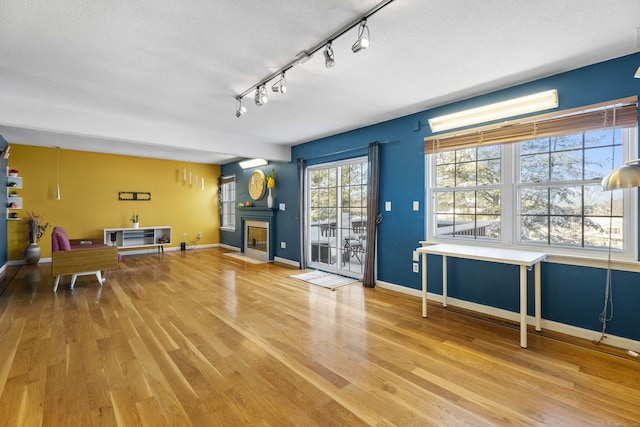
[{"left": 0, "top": 0, "right": 639, "bottom": 164}]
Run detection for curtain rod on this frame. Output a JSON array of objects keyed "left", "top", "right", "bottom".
[{"left": 300, "top": 139, "right": 394, "bottom": 161}]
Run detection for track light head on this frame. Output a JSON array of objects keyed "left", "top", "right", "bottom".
[
  {"left": 235, "top": 97, "right": 247, "bottom": 118},
  {"left": 254, "top": 85, "right": 268, "bottom": 106},
  {"left": 324, "top": 42, "right": 335, "bottom": 68},
  {"left": 271, "top": 73, "right": 287, "bottom": 94},
  {"left": 352, "top": 19, "right": 370, "bottom": 53}
]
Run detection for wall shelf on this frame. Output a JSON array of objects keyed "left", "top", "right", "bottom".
[{"left": 6, "top": 173, "right": 22, "bottom": 220}]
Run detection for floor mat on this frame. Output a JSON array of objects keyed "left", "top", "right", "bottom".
[{"left": 289, "top": 270, "right": 359, "bottom": 290}]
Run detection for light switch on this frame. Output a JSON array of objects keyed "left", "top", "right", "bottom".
[
  {"left": 413, "top": 201, "right": 419, "bottom": 211},
  {"left": 385, "top": 201, "right": 391, "bottom": 211},
  {"left": 412, "top": 251, "right": 420, "bottom": 262},
  {"left": 279, "top": 203, "right": 285, "bottom": 211}
]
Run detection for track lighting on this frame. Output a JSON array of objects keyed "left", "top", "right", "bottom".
[
  {"left": 254, "top": 85, "right": 268, "bottom": 106},
  {"left": 351, "top": 20, "right": 370, "bottom": 53},
  {"left": 235, "top": 97, "right": 247, "bottom": 117},
  {"left": 234, "top": 0, "right": 395, "bottom": 116},
  {"left": 324, "top": 42, "right": 335, "bottom": 68},
  {"left": 271, "top": 73, "right": 287, "bottom": 94}
]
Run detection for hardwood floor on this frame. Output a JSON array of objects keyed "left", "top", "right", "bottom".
[{"left": 1, "top": 247, "right": 639, "bottom": 426}]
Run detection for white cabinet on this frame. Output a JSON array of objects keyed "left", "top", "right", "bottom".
[
  {"left": 104, "top": 226, "right": 172, "bottom": 249},
  {"left": 6, "top": 173, "right": 22, "bottom": 220}
]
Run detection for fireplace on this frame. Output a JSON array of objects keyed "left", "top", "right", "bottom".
[
  {"left": 237, "top": 206, "right": 276, "bottom": 261},
  {"left": 244, "top": 220, "right": 269, "bottom": 261}
]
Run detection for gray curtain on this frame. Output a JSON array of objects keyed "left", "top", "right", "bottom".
[
  {"left": 363, "top": 142, "right": 380, "bottom": 287},
  {"left": 297, "top": 158, "right": 307, "bottom": 270}
]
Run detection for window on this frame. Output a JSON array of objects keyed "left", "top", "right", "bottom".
[
  {"left": 220, "top": 175, "right": 236, "bottom": 230},
  {"left": 427, "top": 100, "right": 638, "bottom": 258}
]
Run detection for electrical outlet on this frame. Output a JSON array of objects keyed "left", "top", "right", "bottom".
[
  {"left": 281, "top": 241, "right": 286, "bottom": 249},
  {"left": 197, "top": 232, "right": 202, "bottom": 239},
  {"left": 183, "top": 233, "right": 187, "bottom": 239},
  {"left": 412, "top": 263, "right": 419, "bottom": 273}
]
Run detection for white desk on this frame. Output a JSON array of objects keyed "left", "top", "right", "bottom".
[{"left": 417, "top": 243, "right": 547, "bottom": 348}]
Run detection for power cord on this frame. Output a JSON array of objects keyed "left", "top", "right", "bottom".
[{"left": 182, "top": 233, "right": 202, "bottom": 250}]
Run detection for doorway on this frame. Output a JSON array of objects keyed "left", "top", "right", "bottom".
[{"left": 306, "top": 158, "right": 367, "bottom": 278}]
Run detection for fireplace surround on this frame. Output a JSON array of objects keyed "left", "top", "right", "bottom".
[{"left": 237, "top": 207, "right": 276, "bottom": 261}]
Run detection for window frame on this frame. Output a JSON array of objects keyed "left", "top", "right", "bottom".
[
  {"left": 220, "top": 175, "right": 236, "bottom": 232},
  {"left": 426, "top": 127, "right": 638, "bottom": 261}
]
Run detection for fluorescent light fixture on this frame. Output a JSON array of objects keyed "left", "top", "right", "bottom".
[
  {"left": 239, "top": 158, "right": 268, "bottom": 169},
  {"left": 635, "top": 66, "right": 640, "bottom": 78},
  {"left": 428, "top": 89, "right": 559, "bottom": 133}
]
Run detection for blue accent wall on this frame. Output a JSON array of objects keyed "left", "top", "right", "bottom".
[
  {"left": 225, "top": 52, "right": 640, "bottom": 341},
  {"left": 0, "top": 135, "right": 8, "bottom": 268},
  {"left": 220, "top": 160, "right": 300, "bottom": 260}
]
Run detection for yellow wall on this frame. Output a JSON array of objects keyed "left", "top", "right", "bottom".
[{"left": 7, "top": 145, "right": 220, "bottom": 261}]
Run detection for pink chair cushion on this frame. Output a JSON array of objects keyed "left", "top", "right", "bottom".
[
  {"left": 51, "top": 225, "right": 122, "bottom": 261},
  {"left": 51, "top": 226, "right": 71, "bottom": 252}
]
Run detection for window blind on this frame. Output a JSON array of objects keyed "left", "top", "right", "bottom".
[{"left": 424, "top": 97, "right": 638, "bottom": 154}]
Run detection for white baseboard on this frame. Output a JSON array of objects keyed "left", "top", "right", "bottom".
[
  {"left": 374, "top": 279, "right": 640, "bottom": 352},
  {"left": 274, "top": 256, "right": 299, "bottom": 267},
  {"left": 219, "top": 243, "right": 240, "bottom": 251}
]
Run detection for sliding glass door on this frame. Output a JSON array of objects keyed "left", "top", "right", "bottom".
[{"left": 306, "top": 158, "right": 367, "bottom": 278}]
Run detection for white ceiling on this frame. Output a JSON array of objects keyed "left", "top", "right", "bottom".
[{"left": 1, "top": 0, "right": 639, "bottom": 164}]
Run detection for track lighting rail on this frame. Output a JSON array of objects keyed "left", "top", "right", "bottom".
[{"left": 234, "top": 0, "right": 395, "bottom": 106}]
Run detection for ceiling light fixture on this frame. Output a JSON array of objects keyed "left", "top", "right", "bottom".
[
  {"left": 428, "top": 89, "right": 560, "bottom": 133},
  {"left": 235, "top": 97, "right": 247, "bottom": 117},
  {"left": 239, "top": 158, "right": 268, "bottom": 169},
  {"left": 324, "top": 42, "right": 335, "bottom": 68},
  {"left": 233, "top": 0, "right": 395, "bottom": 116},
  {"left": 351, "top": 20, "right": 370, "bottom": 53},
  {"left": 254, "top": 85, "right": 268, "bottom": 106},
  {"left": 271, "top": 72, "right": 287, "bottom": 94}
]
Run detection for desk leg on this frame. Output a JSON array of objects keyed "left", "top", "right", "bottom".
[
  {"left": 535, "top": 262, "right": 541, "bottom": 332},
  {"left": 520, "top": 265, "right": 527, "bottom": 349},
  {"left": 422, "top": 253, "right": 427, "bottom": 318},
  {"left": 442, "top": 255, "right": 448, "bottom": 308}
]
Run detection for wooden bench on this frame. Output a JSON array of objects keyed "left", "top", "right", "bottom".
[{"left": 51, "top": 226, "right": 119, "bottom": 292}]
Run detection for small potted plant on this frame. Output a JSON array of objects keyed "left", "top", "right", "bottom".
[
  {"left": 9, "top": 190, "right": 17, "bottom": 197},
  {"left": 130, "top": 213, "right": 139, "bottom": 229}
]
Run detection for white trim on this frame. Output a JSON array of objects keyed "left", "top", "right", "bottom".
[
  {"left": 0, "top": 262, "right": 6, "bottom": 275},
  {"left": 274, "top": 256, "right": 299, "bottom": 267},
  {"left": 374, "top": 279, "right": 640, "bottom": 351},
  {"left": 219, "top": 243, "right": 240, "bottom": 251}
]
